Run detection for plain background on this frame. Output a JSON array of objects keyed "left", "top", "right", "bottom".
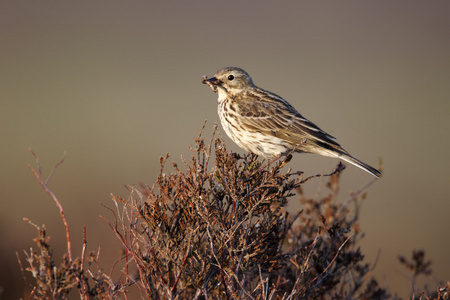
[{"left": 1, "top": 1, "right": 449, "bottom": 298}]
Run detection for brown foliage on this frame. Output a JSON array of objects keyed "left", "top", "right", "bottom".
[{"left": 18, "top": 124, "right": 449, "bottom": 299}]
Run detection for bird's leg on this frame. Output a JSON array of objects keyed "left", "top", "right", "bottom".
[
  {"left": 266, "top": 154, "right": 283, "bottom": 166},
  {"left": 253, "top": 141, "right": 300, "bottom": 173},
  {"left": 254, "top": 153, "right": 287, "bottom": 172}
]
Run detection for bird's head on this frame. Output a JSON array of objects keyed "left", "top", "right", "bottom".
[{"left": 202, "top": 67, "right": 254, "bottom": 98}]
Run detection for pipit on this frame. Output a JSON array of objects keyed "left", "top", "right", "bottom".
[{"left": 202, "top": 67, "right": 381, "bottom": 177}]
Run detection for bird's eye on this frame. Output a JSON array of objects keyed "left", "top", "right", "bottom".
[{"left": 228, "top": 75, "right": 235, "bottom": 81}]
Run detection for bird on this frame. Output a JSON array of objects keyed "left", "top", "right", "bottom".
[{"left": 202, "top": 67, "right": 381, "bottom": 178}]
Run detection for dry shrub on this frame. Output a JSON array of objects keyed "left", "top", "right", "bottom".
[{"left": 18, "top": 124, "right": 449, "bottom": 299}]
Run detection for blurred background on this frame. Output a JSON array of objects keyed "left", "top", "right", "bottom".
[{"left": 1, "top": 1, "right": 449, "bottom": 298}]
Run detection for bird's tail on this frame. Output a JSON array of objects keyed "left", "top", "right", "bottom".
[
  {"left": 337, "top": 153, "right": 381, "bottom": 178},
  {"left": 303, "top": 140, "right": 382, "bottom": 177}
]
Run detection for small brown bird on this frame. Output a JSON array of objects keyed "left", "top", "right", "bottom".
[{"left": 202, "top": 67, "right": 381, "bottom": 177}]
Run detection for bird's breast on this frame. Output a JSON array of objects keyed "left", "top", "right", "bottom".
[{"left": 218, "top": 100, "right": 291, "bottom": 158}]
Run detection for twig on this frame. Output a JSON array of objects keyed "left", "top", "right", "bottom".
[
  {"left": 311, "top": 233, "right": 355, "bottom": 284},
  {"left": 27, "top": 148, "right": 72, "bottom": 261},
  {"left": 77, "top": 226, "right": 90, "bottom": 300},
  {"left": 219, "top": 240, "right": 231, "bottom": 300},
  {"left": 171, "top": 232, "right": 193, "bottom": 295},
  {"left": 81, "top": 227, "right": 87, "bottom": 273},
  {"left": 15, "top": 252, "right": 29, "bottom": 286},
  {"left": 297, "top": 162, "right": 345, "bottom": 186},
  {"left": 204, "top": 123, "right": 218, "bottom": 172},
  {"left": 338, "top": 175, "right": 378, "bottom": 215},
  {"left": 301, "top": 230, "right": 321, "bottom": 276}
]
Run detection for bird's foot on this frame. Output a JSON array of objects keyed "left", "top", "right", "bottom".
[{"left": 252, "top": 154, "right": 291, "bottom": 174}]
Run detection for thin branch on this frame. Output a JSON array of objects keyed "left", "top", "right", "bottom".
[
  {"left": 27, "top": 148, "right": 72, "bottom": 261},
  {"left": 311, "top": 233, "right": 355, "bottom": 284},
  {"left": 81, "top": 226, "right": 87, "bottom": 273},
  {"left": 297, "top": 162, "right": 345, "bottom": 186},
  {"left": 16, "top": 252, "right": 29, "bottom": 286}
]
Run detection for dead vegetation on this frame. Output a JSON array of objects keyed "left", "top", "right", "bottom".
[{"left": 17, "top": 124, "right": 449, "bottom": 299}]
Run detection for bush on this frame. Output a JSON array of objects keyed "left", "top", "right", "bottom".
[{"left": 18, "top": 124, "right": 449, "bottom": 299}]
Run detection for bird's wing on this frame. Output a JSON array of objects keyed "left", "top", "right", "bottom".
[{"left": 235, "top": 90, "right": 342, "bottom": 149}]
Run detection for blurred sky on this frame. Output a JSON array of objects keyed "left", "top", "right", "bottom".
[{"left": 1, "top": 1, "right": 449, "bottom": 298}]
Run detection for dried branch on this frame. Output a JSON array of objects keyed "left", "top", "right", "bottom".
[{"left": 27, "top": 148, "right": 72, "bottom": 261}]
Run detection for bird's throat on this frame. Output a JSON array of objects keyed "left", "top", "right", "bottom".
[{"left": 217, "top": 87, "right": 228, "bottom": 103}]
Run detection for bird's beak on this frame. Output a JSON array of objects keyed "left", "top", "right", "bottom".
[{"left": 202, "top": 76, "right": 220, "bottom": 85}]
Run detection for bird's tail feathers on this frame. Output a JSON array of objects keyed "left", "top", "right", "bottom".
[
  {"left": 315, "top": 145, "right": 381, "bottom": 178},
  {"left": 336, "top": 153, "right": 381, "bottom": 178}
]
